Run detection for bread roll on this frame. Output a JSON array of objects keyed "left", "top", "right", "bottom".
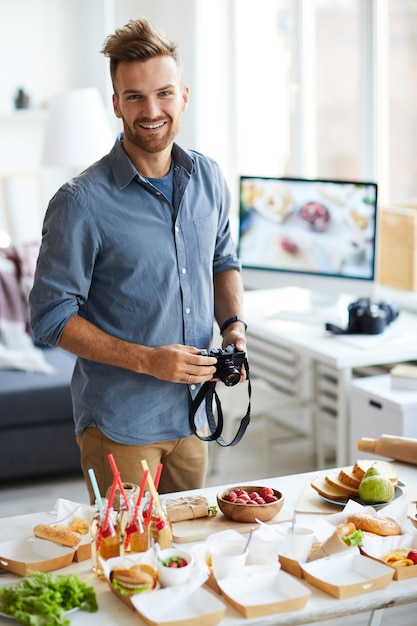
[
  {"left": 336, "top": 522, "right": 357, "bottom": 538},
  {"left": 347, "top": 513, "right": 401, "bottom": 537},
  {"left": 33, "top": 523, "right": 82, "bottom": 547}
]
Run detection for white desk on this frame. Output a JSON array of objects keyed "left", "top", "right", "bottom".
[
  {"left": 243, "top": 287, "right": 417, "bottom": 466},
  {"left": 0, "top": 464, "right": 416, "bottom": 626}
]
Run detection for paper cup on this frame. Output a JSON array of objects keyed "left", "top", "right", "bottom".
[
  {"left": 278, "top": 527, "right": 315, "bottom": 563},
  {"left": 210, "top": 541, "right": 248, "bottom": 580}
]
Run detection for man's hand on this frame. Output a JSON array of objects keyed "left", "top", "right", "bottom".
[
  {"left": 144, "top": 345, "right": 217, "bottom": 384},
  {"left": 221, "top": 329, "right": 247, "bottom": 383}
]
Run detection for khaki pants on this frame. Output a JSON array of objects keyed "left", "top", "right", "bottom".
[{"left": 76, "top": 427, "right": 208, "bottom": 504}]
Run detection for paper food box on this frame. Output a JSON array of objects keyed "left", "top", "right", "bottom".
[
  {"left": 217, "top": 567, "right": 311, "bottom": 618},
  {"left": 130, "top": 586, "right": 226, "bottom": 626},
  {"left": 102, "top": 551, "right": 225, "bottom": 626},
  {"left": 53, "top": 499, "right": 94, "bottom": 562},
  {"left": 278, "top": 554, "right": 306, "bottom": 579},
  {"left": 359, "top": 532, "right": 417, "bottom": 580},
  {"left": 301, "top": 551, "right": 394, "bottom": 599},
  {"left": 72, "top": 536, "right": 91, "bottom": 562},
  {"left": 0, "top": 538, "right": 75, "bottom": 576}
]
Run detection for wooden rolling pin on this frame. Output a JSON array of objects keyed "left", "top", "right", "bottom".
[{"left": 357, "top": 434, "right": 417, "bottom": 465}]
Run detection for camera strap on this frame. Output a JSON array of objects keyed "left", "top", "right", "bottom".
[{"left": 188, "top": 358, "right": 251, "bottom": 447}]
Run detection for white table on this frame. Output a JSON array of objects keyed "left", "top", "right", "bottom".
[
  {"left": 243, "top": 287, "right": 417, "bottom": 466},
  {"left": 0, "top": 464, "right": 416, "bottom": 626}
]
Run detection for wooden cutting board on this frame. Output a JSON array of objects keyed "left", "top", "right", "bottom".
[{"left": 171, "top": 508, "right": 292, "bottom": 543}]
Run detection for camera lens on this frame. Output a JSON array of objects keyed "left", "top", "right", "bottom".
[{"left": 217, "top": 361, "right": 241, "bottom": 387}]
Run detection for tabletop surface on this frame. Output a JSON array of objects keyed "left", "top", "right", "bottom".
[
  {"left": 243, "top": 287, "right": 417, "bottom": 368},
  {"left": 0, "top": 463, "right": 416, "bottom": 626}
]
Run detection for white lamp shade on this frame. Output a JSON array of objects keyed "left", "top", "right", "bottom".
[{"left": 42, "top": 87, "right": 114, "bottom": 169}]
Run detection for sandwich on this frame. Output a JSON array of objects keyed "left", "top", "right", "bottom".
[
  {"left": 110, "top": 564, "right": 158, "bottom": 596},
  {"left": 308, "top": 522, "right": 364, "bottom": 562}
]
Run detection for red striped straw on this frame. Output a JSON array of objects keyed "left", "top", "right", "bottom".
[
  {"left": 107, "top": 453, "right": 130, "bottom": 511},
  {"left": 132, "top": 468, "right": 149, "bottom": 524},
  {"left": 96, "top": 472, "right": 118, "bottom": 549}
]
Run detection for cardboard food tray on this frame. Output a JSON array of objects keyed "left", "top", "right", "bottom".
[
  {"left": 361, "top": 550, "right": 417, "bottom": 581},
  {"left": 301, "top": 552, "right": 394, "bottom": 599},
  {"left": 279, "top": 554, "right": 305, "bottom": 579},
  {"left": 103, "top": 553, "right": 225, "bottom": 626},
  {"left": 73, "top": 537, "right": 91, "bottom": 562},
  {"left": 217, "top": 569, "right": 311, "bottom": 618},
  {"left": 0, "top": 538, "right": 75, "bottom": 576},
  {"left": 359, "top": 533, "right": 417, "bottom": 581},
  {"left": 171, "top": 508, "right": 292, "bottom": 543},
  {"left": 131, "top": 586, "right": 226, "bottom": 626}
]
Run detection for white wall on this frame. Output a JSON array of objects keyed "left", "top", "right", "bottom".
[{"left": 0, "top": 0, "right": 236, "bottom": 243}]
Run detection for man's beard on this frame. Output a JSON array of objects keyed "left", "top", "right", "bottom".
[{"left": 123, "top": 117, "right": 179, "bottom": 154}]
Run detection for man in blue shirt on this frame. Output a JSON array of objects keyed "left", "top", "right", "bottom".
[{"left": 30, "top": 18, "right": 246, "bottom": 502}]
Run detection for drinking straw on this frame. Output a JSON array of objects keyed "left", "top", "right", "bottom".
[
  {"left": 125, "top": 468, "right": 149, "bottom": 543},
  {"left": 88, "top": 468, "right": 104, "bottom": 512},
  {"left": 132, "top": 468, "right": 149, "bottom": 525},
  {"left": 145, "top": 462, "right": 163, "bottom": 525},
  {"left": 141, "top": 459, "right": 169, "bottom": 530},
  {"left": 107, "top": 453, "right": 130, "bottom": 511},
  {"left": 96, "top": 473, "right": 118, "bottom": 549}
]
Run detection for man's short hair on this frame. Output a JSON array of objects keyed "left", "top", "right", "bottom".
[{"left": 101, "top": 18, "right": 182, "bottom": 92}]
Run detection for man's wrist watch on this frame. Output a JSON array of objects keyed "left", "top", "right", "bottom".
[{"left": 220, "top": 316, "right": 248, "bottom": 335}]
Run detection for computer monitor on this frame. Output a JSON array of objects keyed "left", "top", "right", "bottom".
[{"left": 238, "top": 176, "right": 378, "bottom": 317}]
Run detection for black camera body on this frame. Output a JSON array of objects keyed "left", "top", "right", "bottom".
[
  {"left": 347, "top": 298, "right": 399, "bottom": 334},
  {"left": 326, "top": 298, "right": 399, "bottom": 335},
  {"left": 201, "top": 343, "right": 246, "bottom": 386}
]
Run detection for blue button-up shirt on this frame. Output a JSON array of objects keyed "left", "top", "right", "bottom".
[{"left": 30, "top": 136, "right": 241, "bottom": 444}]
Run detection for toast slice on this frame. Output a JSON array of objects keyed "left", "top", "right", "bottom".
[
  {"left": 311, "top": 475, "right": 350, "bottom": 501},
  {"left": 352, "top": 459, "right": 398, "bottom": 485},
  {"left": 324, "top": 471, "right": 360, "bottom": 496},
  {"left": 338, "top": 466, "right": 361, "bottom": 489}
]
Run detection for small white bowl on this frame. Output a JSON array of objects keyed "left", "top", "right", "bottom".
[{"left": 156, "top": 548, "right": 194, "bottom": 587}]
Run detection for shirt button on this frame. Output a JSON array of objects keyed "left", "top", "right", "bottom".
[
  {"left": 185, "top": 308, "right": 191, "bottom": 314},
  {"left": 175, "top": 226, "right": 179, "bottom": 233},
  {"left": 181, "top": 267, "right": 187, "bottom": 274},
  {"left": 190, "top": 384, "right": 196, "bottom": 390}
]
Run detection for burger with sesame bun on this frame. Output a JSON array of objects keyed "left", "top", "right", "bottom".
[{"left": 110, "top": 564, "right": 158, "bottom": 595}]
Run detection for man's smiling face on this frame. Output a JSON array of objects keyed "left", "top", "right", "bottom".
[{"left": 112, "top": 56, "right": 189, "bottom": 156}]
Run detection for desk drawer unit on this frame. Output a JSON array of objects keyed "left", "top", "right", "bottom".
[
  {"left": 246, "top": 332, "right": 311, "bottom": 435},
  {"left": 349, "top": 374, "right": 417, "bottom": 463}
]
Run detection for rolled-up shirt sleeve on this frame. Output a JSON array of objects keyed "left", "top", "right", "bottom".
[{"left": 30, "top": 186, "right": 99, "bottom": 347}]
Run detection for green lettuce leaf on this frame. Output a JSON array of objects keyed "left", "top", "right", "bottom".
[{"left": 0, "top": 570, "right": 98, "bottom": 626}]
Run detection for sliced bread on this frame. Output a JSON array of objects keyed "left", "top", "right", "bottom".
[
  {"left": 352, "top": 459, "right": 398, "bottom": 485},
  {"left": 338, "top": 466, "right": 361, "bottom": 489},
  {"left": 324, "top": 471, "right": 360, "bottom": 496},
  {"left": 310, "top": 475, "right": 350, "bottom": 501}
]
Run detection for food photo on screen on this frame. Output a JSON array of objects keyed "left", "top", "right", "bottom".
[{"left": 238, "top": 177, "right": 377, "bottom": 280}]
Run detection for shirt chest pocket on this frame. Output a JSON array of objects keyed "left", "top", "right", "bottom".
[{"left": 193, "top": 216, "right": 217, "bottom": 265}]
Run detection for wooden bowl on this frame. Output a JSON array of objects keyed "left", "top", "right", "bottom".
[{"left": 216, "top": 485, "right": 284, "bottom": 523}]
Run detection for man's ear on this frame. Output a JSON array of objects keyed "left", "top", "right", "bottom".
[
  {"left": 182, "top": 85, "right": 189, "bottom": 112},
  {"left": 112, "top": 93, "right": 122, "bottom": 119}
]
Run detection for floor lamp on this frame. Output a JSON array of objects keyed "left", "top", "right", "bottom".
[{"left": 41, "top": 87, "right": 114, "bottom": 171}]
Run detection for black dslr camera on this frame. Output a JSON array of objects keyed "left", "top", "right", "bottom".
[
  {"left": 200, "top": 344, "right": 246, "bottom": 386},
  {"left": 326, "top": 298, "right": 399, "bottom": 335}
]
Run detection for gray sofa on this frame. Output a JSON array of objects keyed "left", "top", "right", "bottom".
[{"left": 0, "top": 347, "right": 81, "bottom": 482}]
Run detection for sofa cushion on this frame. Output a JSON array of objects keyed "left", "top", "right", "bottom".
[{"left": 0, "top": 348, "right": 76, "bottom": 428}]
